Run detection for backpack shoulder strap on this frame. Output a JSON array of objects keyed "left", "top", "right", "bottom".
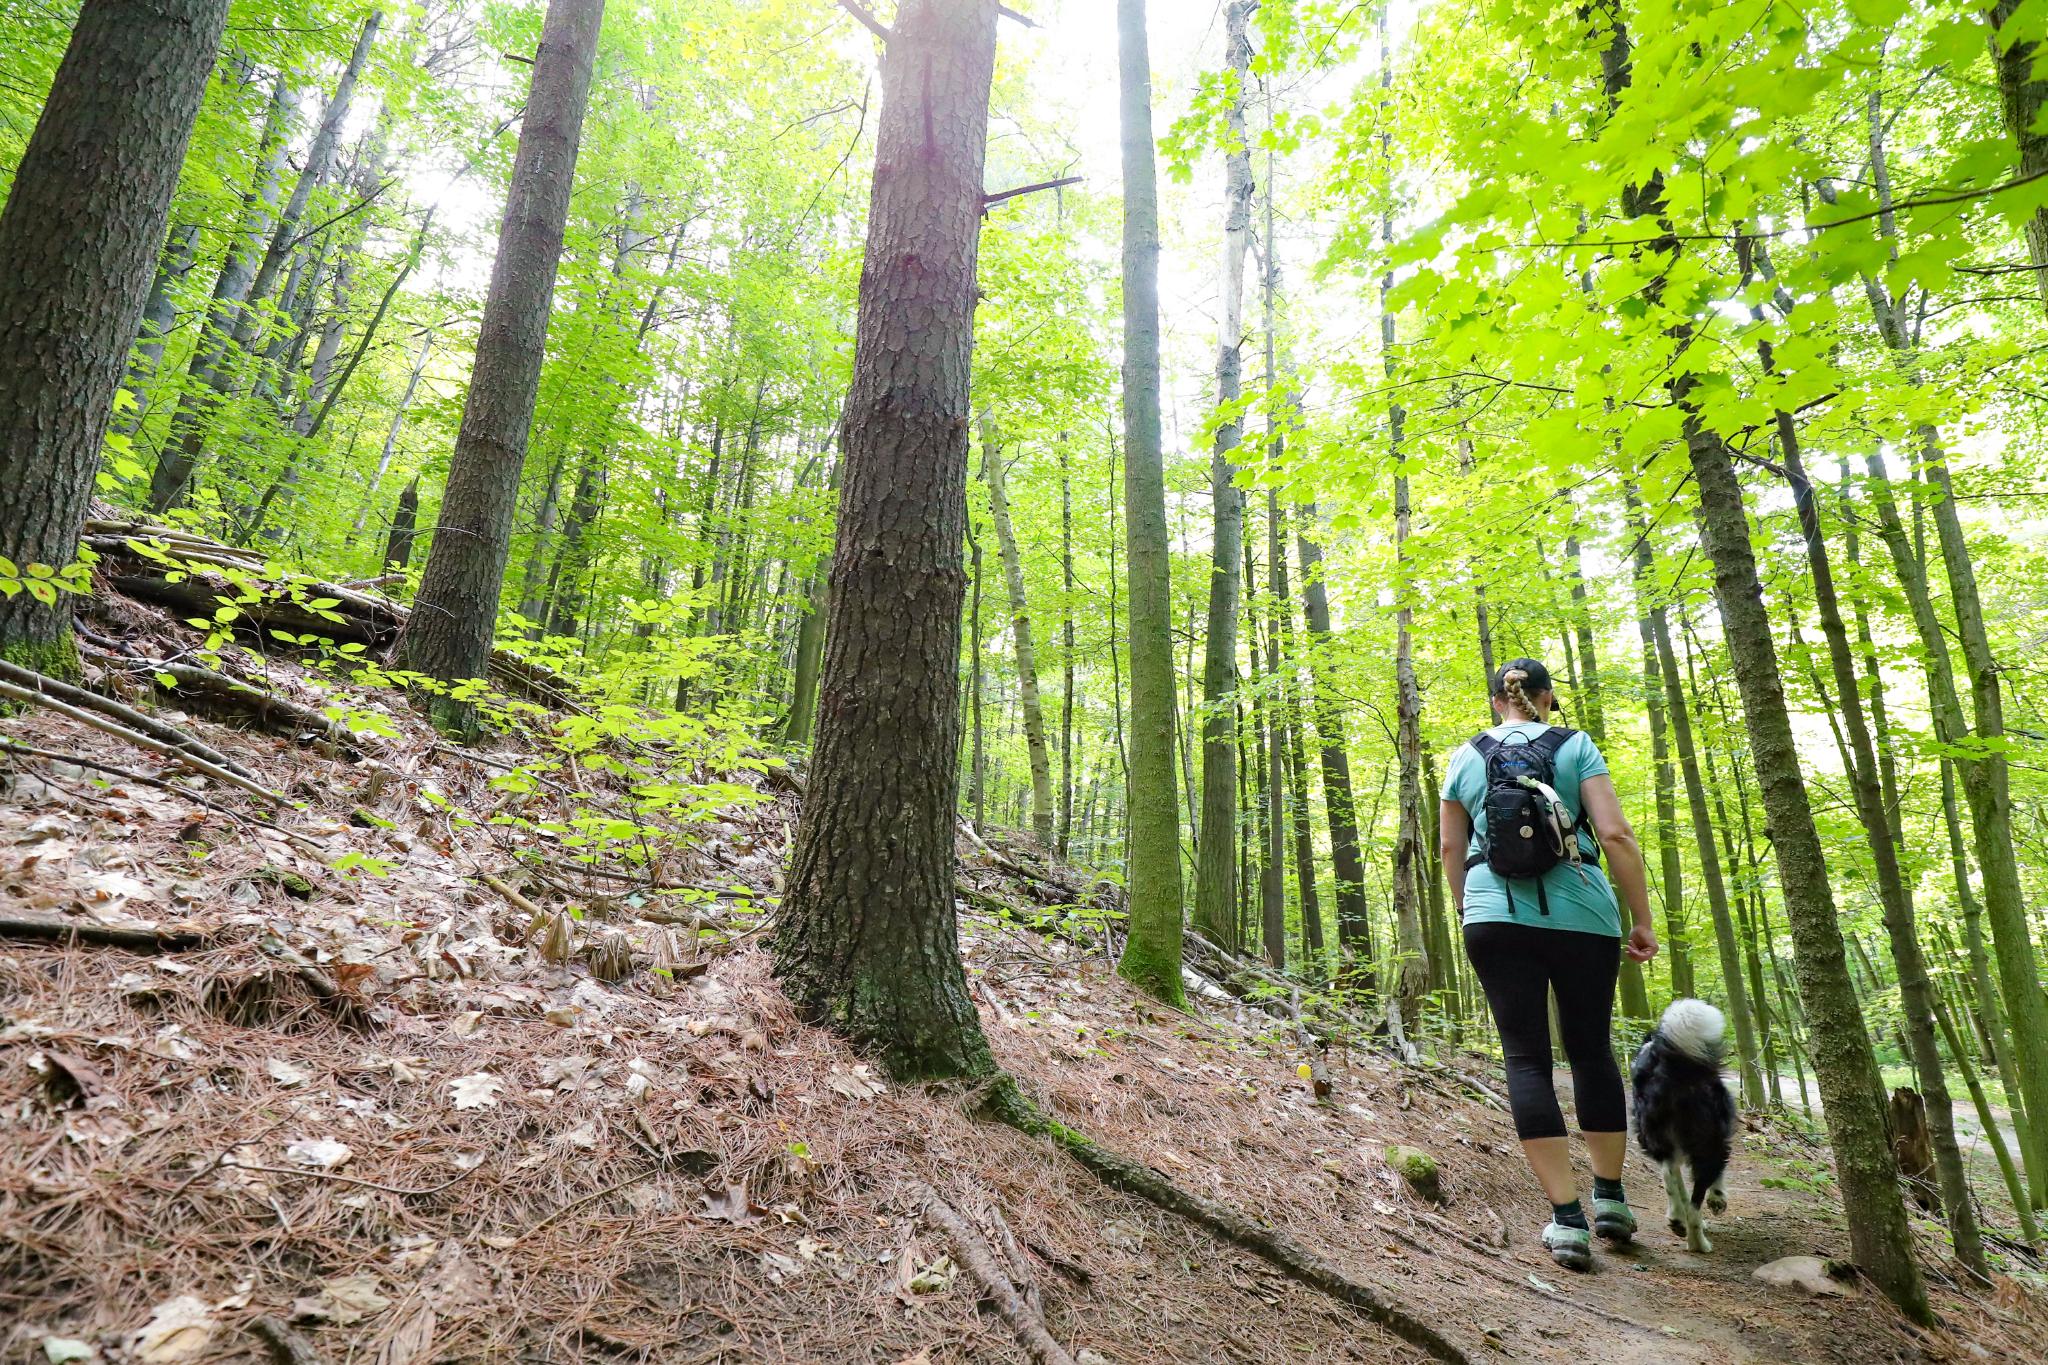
[
  {"left": 1469, "top": 732, "right": 1501, "bottom": 759},
  {"left": 1531, "top": 725, "right": 1574, "bottom": 759}
]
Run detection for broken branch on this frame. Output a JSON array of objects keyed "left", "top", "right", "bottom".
[
  {"left": 920, "top": 1184, "right": 1077, "bottom": 1365},
  {"left": 837, "top": 0, "right": 891, "bottom": 43},
  {"left": 0, "top": 911, "right": 205, "bottom": 953},
  {"left": 982, "top": 175, "right": 1082, "bottom": 210}
]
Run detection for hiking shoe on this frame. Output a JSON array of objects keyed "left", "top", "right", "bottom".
[
  {"left": 1542, "top": 1221, "right": 1593, "bottom": 1271},
  {"left": 1592, "top": 1197, "right": 1637, "bottom": 1244}
]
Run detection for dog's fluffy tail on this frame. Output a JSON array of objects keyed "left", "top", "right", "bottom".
[{"left": 1660, "top": 997, "right": 1726, "bottom": 1062}]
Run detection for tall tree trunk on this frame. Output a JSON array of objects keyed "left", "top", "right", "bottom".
[
  {"left": 772, "top": 0, "right": 1001, "bottom": 1078},
  {"left": 1271, "top": 498, "right": 1324, "bottom": 969},
  {"left": 383, "top": 476, "right": 419, "bottom": 575},
  {"left": 119, "top": 222, "right": 200, "bottom": 434},
  {"left": 1191, "top": 0, "right": 1255, "bottom": 953},
  {"left": 355, "top": 328, "right": 435, "bottom": 535},
  {"left": 980, "top": 412, "right": 1056, "bottom": 846},
  {"left": 1382, "top": 3, "right": 1430, "bottom": 1023},
  {"left": 1057, "top": 435, "right": 1078, "bottom": 854},
  {"left": 148, "top": 74, "right": 296, "bottom": 512},
  {"left": 1598, "top": 1, "right": 1926, "bottom": 1318},
  {"left": 395, "top": 0, "right": 605, "bottom": 730},
  {"left": 1627, "top": 491, "right": 1693, "bottom": 999},
  {"left": 0, "top": 0, "right": 231, "bottom": 671},
  {"left": 1114, "top": 0, "right": 1185, "bottom": 1004},
  {"left": 966, "top": 519, "right": 986, "bottom": 827},
  {"left": 1989, "top": 1, "right": 2048, "bottom": 314},
  {"left": 1770, "top": 385, "right": 1985, "bottom": 1277},
  {"left": 1651, "top": 602, "right": 1764, "bottom": 1106},
  {"left": 1825, "top": 94, "right": 2048, "bottom": 1200},
  {"left": 234, "top": 9, "right": 383, "bottom": 347}
]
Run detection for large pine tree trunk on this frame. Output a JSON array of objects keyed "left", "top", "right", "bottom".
[
  {"left": 980, "top": 412, "right": 1056, "bottom": 845},
  {"left": 1114, "top": 0, "right": 1185, "bottom": 1004},
  {"left": 0, "top": 0, "right": 231, "bottom": 670},
  {"left": 395, "top": 0, "right": 605, "bottom": 727},
  {"left": 771, "top": 0, "right": 1001, "bottom": 1078},
  {"left": 1191, "top": 0, "right": 1255, "bottom": 953}
]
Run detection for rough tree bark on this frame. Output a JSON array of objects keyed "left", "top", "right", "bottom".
[
  {"left": 1114, "top": 0, "right": 1186, "bottom": 1005},
  {"left": 0, "top": 0, "right": 232, "bottom": 672},
  {"left": 1989, "top": 2, "right": 2048, "bottom": 313},
  {"left": 394, "top": 0, "right": 605, "bottom": 730},
  {"left": 981, "top": 411, "right": 1056, "bottom": 846},
  {"left": 771, "top": 0, "right": 1002, "bottom": 1077}
]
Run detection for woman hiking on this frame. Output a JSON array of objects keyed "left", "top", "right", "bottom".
[{"left": 1439, "top": 659, "right": 1658, "bottom": 1271}]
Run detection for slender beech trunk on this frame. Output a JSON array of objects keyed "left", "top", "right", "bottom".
[
  {"left": 1989, "top": 2, "right": 2048, "bottom": 313},
  {"left": 395, "top": 0, "right": 605, "bottom": 728},
  {"left": 120, "top": 223, "right": 201, "bottom": 433},
  {"left": 1737, "top": 256, "right": 1983, "bottom": 1269},
  {"left": 1627, "top": 494, "right": 1692, "bottom": 999},
  {"left": 0, "top": 0, "right": 232, "bottom": 669},
  {"left": 148, "top": 74, "right": 296, "bottom": 512},
  {"left": 1598, "top": 1, "right": 1926, "bottom": 1319},
  {"left": 1571, "top": 531, "right": 1648, "bottom": 1018},
  {"left": 967, "top": 519, "right": 986, "bottom": 828},
  {"left": 1379, "top": 2, "right": 1430, "bottom": 1026},
  {"left": 356, "top": 329, "right": 435, "bottom": 535},
  {"left": 234, "top": 10, "right": 383, "bottom": 348},
  {"left": 980, "top": 413, "right": 1056, "bottom": 846},
  {"left": 1058, "top": 434, "right": 1077, "bottom": 855},
  {"left": 1825, "top": 93, "right": 2048, "bottom": 1199},
  {"left": 1114, "top": 0, "right": 1185, "bottom": 1003},
  {"left": 1645, "top": 500, "right": 1763, "bottom": 1102},
  {"left": 773, "top": 0, "right": 1000, "bottom": 1077},
  {"left": 1191, "top": 0, "right": 1255, "bottom": 952}
]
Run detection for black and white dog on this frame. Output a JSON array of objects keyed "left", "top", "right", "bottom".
[{"left": 1631, "top": 999, "right": 1737, "bottom": 1253}]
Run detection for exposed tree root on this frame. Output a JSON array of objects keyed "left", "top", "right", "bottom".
[
  {"left": 249, "top": 1314, "right": 325, "bottom": 1365},
  {"left": 919, "top": 1183, "right": 1079, "bottom": 1365},
  {"left": 0, "top": 737, "right": 326, "bottom": 853},
  {"left": 0, "top": 675, "right": 285, "bottom": 805},
  {"left": 0, "top": 911, "right": 206, "bottom": 952},
  {"left": 0, "top": 655, "right": 253, "bottom": 777},
  {"left": 983, "top": 1081, "right": 1470, "bottom": 1364}
]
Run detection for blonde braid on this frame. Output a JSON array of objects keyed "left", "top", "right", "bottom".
[{"left": 1502, "top": 668, "right": 1540, "bottom": 722}]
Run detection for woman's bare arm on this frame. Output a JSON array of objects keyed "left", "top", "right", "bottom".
[
  {"left": 1440, "top": 800, "right": 1471, "bottom": 915},
  {"left": 1579, "top": 773, "right": 1657, "bottom": 960}
]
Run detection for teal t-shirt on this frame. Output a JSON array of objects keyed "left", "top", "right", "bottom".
[{"left": 1443, "top": 721, "right": 1622, "bottom": 937}]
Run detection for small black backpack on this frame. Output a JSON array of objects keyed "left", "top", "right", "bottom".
[{"left": 1465, "top": 726, "right": 1597, "bottom": 914}]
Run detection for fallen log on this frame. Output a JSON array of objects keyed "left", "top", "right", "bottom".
[
  {"left": 87, "top": 650, "right": 365, "bottom": 757},
  {"left": 0, "top": 676, "right": 287, "bottom": 806},
  {"left": 0, "top": 911, "right": 206, "bottom": 953}
]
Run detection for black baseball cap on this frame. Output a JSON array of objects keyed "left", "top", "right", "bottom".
[{"left": 1490, "top": 658, "right": 1553, "bottom": 696}]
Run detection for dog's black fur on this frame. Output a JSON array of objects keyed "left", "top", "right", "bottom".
[{"left": 1631, "top": 1013, "right": 1737, "bottom": 1246}]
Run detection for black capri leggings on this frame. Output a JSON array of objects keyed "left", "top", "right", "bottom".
[{"left": 1463, "top": 921, "right": 1626, "bottom": 1140}]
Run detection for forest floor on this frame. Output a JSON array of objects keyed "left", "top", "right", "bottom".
[{"left": 2, "top": 591, "right": 2044, "bottom": 1364}]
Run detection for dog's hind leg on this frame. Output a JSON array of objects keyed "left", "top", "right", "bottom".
[
  {"left": 1686, "top": 1152, "right": 1725, "bottom": 1254},
  {"left": 1662, "top": 1160, "right": 1688, "bottom": 1237},
  {"left": 1706, "top": 1174, "right": 1727, "bottom": 1215}
]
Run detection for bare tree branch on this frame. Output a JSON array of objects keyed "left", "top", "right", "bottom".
[
  {"left": 838, "top": 0, "right": 892, "bottom": 43},
  {"left": 982, "top": 175, "right": 1082, "bottom": 210}
]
